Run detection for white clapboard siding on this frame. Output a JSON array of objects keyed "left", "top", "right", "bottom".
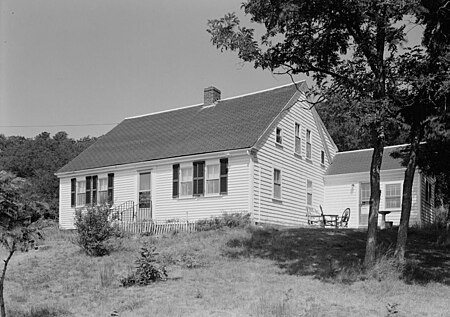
[
  {"left": 113, "top": 170, "right": 137, "bottom": 206},
  {"left": 253, "top": 98, "right": 332, "bottom": 226},
  {"left": 59, "top": 177, "right": 75, "bottom": 229},
  {"left": 152, "top": 154, "right": 250, "bottom": 221},
  {"left": 324, "top": 169, "right": 422, "bottom": 228}
]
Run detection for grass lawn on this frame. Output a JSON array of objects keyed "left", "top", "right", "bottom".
[{"left": 2, "top": 224, "right": 450, "bottom": 317}]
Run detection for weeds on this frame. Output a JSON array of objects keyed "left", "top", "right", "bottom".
[
  {"left": 196, "top": 212, "right": 251, "bottom": 231},
  {"left": 99, "top": 262, "right": 115, "bottom": 287}
]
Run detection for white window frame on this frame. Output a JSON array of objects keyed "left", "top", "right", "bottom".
[
  {"left": 306, "top": 129, "right": 312, "bottom": 160},
  {"left": 276, "top": 127, "right": 283, "bottom": 145},
  {"left": 306, "top": 180, "right": 313, "bottom": 206},
  {"left": 273, "top": 168, "right": 282, "bottom": 200},
  {"left": 294, "top": 123, "right": 301, "bottom": 155},
  {"left": 205, "top": 161, "right": 220, "bottom": 196},
  {"left": 179, "top": 164, "right": 193, "bottom": 197},
  {"left": 77, "top": 180, "right": 86, "bottom": 206},
  {"left": 385, "top": 183, "right": 402, "bottom": 210}
]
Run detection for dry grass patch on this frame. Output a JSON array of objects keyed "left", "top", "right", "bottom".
[{"left": 2, "top": 224, "right": 450, "bottom": 316}]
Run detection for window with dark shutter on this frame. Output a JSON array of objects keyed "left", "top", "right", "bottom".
[
  {"left": 86, "top": 176, "right": 92, "bottom": 205},
  {"left": 193, "top": 161, "right": 205, "bottom": 196},
  {"left": 71, "top": 178, "right": 76, "bottom": 207},
  {"left": 107, "top": 173, "right": 114, "bottom": 204},
  {"left": 92, "top": 175, "right": 98, "bottom": 204},
  {"left": 220, "top": 158, "right": 228, "bottom": 194},
  {"left": 173, "top": 164, "right": 179, "bottom": 198}
]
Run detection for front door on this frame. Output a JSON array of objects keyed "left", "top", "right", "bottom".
[
  {"left": 359, "top": 183, "right": 370, "bottom": 226},
  {"left": 138, "top": 172, "right": 152, "bottom": 220}
]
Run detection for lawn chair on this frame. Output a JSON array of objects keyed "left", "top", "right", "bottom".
[
  {"left": 338, "top": 208, "right": 351, "bottom": 228},
  {"left": 306, "top": 206, "right": 324, "bottom": 226},
  {"left": 319, "top": 205, "right": 339, "bottom": 228}
]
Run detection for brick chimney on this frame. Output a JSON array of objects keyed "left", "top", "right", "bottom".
[{"left": 204, "top": 86, "right": 221, "bottom": 105}]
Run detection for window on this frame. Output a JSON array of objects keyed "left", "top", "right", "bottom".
[
  {"left": 206, "top": 164, "right": 220, "bottom": 194},
  {"left": 180, "top": 166, "right": 193, "bottom": 196},
  {"left": 276, "top": 127, "right": 282, "bottom": 144},
  {"left": 98, "top": 178, "right": 108, "bottom": 204},
  {"left": 307, "top": 180, "right": 313, "bottom": 206},
  {"left": 425, "top": 180, "right": 432, "bottom": 203},
  {"left": 107, "top": 173, "right": 114, "bottom": 204},
  {"left": 385, "top": 183, "right": 401, "bottom": 209},
  {"left": 220, "top": 158, "right": 228, "bottom": 195},
  {"left": 92, "top": 175, "right": 98, "bottom": 204},
  {"left": 193, "top": 161, "right": 205, "bottom": 196},
  {"left": 294, "top": 123, "right": 301, "bottom": 154},
  {"left": 86, "top": 176, "right": 92, "bottom": 205},
  {"left": 139, "top": 172, "right": 151, "bottom": 208},
  {"left": 173, "top": 164, "right": 180, "bottom": 198},
  {"left": 321, "top": 150, "right": 325, "bottom": 165},
  {"left": 306, "top": 129, "right": 312, "bottom": 160},
  {"left": 273, "top": 169, "right": 282, "bottom": 199},
  {"left": 77, "top": 180, "right": 86, "bottom": 206},
  {"left": 71, "top": 178, "right": 76, "bottom": 207}
]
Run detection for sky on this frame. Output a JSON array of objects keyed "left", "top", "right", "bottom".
[{"left": 0, "top": 1, "right": 423, "bottom": 139}]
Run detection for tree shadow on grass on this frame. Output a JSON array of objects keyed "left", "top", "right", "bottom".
[{"left": 224, "top": 226, "right": 450, "bottom": 285}]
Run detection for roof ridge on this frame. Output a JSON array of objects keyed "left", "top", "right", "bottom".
[{"left": 124, "top": 81, "right": 306, "bottom": 121}]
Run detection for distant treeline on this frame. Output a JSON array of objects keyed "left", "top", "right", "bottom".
[{"left": 0, "top": 132, "right": 97, "bottom": 219}]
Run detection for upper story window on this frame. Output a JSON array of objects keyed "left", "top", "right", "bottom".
[
  {"left": 294, "top": 123, "right": 301, "bottom": 155},
  {"left": 307, "top": 180, "right": 313, "bottom": 206},
  {"left": 276, "top": 127, "right": 283, "bottom": 145},
  {"left": 306, "top": 129, "right": 312, "bottom": 160},
  {"left": 385, "top": 183, "right": 401, "bottom": 209},
  {"left": 273, "top": 168, "right": 282, "bottom": 199}
]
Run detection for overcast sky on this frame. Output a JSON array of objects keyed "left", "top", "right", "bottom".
[{"left": 0, "top": 1, "right": 422, "bottom": 139}]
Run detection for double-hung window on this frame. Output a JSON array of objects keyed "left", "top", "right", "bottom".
[
  {"left": 307, "top": 180, "right": 313, "bottom": 206},
  {"left": 77, "top": 180, "right": 86, "bottom": 206},
  {"left": 98, "top": 178, "right": 108, "bottom": 204},
  {"left": 306, "top": 129, "right": 312, "bottom": 160},
  {"left": 273, "top": 169, "right": 282, "bottom": 199},
  {"left": 180, "top": 166, "right": 193, "bottom": 196},
  {"left": 276, "top": 127, "right": 283, "bottom": 144},
  {"left": 385, "top": 183, "right": 401, "bottom": 209},
  {"left": 295, "top": 123, "right": 301, "bottom": 155},
  {"left": 193, "top": 161, "right": 205, "bottom": 196},
  {"left": 206, "top": 163, "right": 220, "bottom": 195}
]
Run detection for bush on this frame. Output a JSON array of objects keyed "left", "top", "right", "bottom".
[
  {"left": 120, "top": 247, "right": 168, "bottom": 287},
  {"left": 74, "top": 205, "right": 118, "bottom": 256},
  {"left": 196, "top": 212, "right": 251, "bottom": 231}
]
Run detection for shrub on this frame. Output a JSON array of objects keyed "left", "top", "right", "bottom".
[
  {"left": 74, "top": 205, "right": 118, "bottom": 256},
  {"left": 120, "top": 247, "right": 168, "bottom": 287},
  {"left": 196, "top": 212, "right": 251, "bottom": 231}
]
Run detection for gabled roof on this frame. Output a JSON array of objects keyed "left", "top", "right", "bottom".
[
  {"left": 57, "top": 82, "right": 306, "bottom": 174},
  {"left": 325, "top": 144, "right": 408, "bottom": 176}
]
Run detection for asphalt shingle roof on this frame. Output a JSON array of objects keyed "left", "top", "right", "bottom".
[
  {"left": 325, "top": 145, "right": 407, "bottom": 176},
  {"left": 57, "top": 82, "right": 303, "bottom": 174}
]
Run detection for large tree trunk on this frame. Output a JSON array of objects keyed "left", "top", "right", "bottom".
[
  {"left": 364, "top": 136, "right": 384, "bottom": 268},
  {"left": 395, "top": 140, "right": 419, "bottom": 263},
  {"left": 0, "top": 250, "right": 14, "bottom": 317}
]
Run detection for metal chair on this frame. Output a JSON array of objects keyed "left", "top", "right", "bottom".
[{"left": 338, "top": 208, "right": 351, "bottom": 227}]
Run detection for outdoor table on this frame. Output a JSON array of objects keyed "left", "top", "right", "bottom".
[
  {"left": 379, "top": 210, "right": 391, "bottom": 229},
  {"left": 323, "top": 214, "right": 339, "bottom": 228}
]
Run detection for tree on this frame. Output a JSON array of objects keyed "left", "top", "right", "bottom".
[
  {"left": 0, "top": 171, "right": 43, "bottom": 317},
  {"left": 393, "top": 0, "right": 450, "bottom": 261},
  {"left": 208, "top": 0, "right": 421, "bottom": 267}
]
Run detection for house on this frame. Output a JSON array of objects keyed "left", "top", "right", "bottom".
[
  {"left": 56, "top": 81, "right": 338, "bottom": 229},
  {"left": 323, "top": 145, "right": 435, "bottom": 228}
]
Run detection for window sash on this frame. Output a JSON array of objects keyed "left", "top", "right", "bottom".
[
  {"left": 276, "top": 127, "right": 282, "bottom": 144},
  {"left": 385, "top": 184, "right": 401, "bottom": 209},
  {"left": 306, "top": 130, "right": 312, "bottom": 159},
  {"left": 206, "top": 164, "right": 220, "bottom": 194},
  {"left": 180, "top": 167, "right": 193, "bottom": 196},
  {"left": 273, "top": 169, "right": 281, "bottom": 199},
  {"left": 295, "top": 123, "right": 301, "bottom": 154},
  {"left": 307, "top": 180, "right": 313, "bottom": 206},
  {"left": 193, "top": 161, "right": 205, "bottom": 196}
]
